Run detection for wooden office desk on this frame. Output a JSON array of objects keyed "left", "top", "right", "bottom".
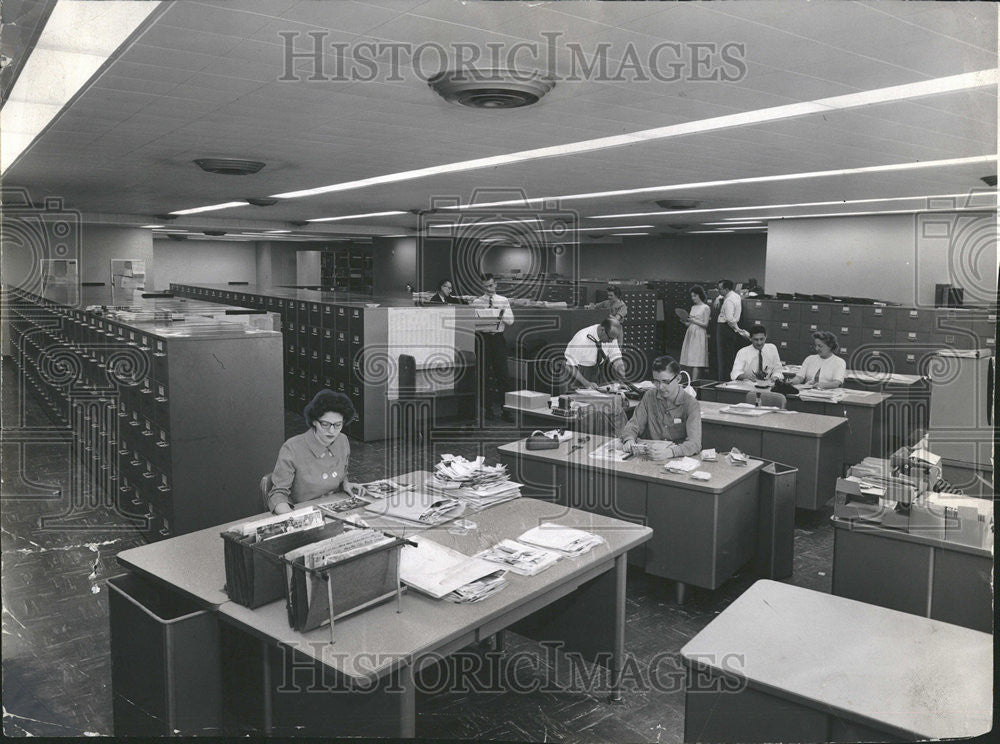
[
  {"left": 831, "top": 516, "right": 993, "bottom": 632},
  {"left": 709, "top": 381, "right": 889, "bottom": 463},
  {"left": 699, "top": 401, "right": 846, "bottom": 510},
  {"left": 497, "top": 435, "right": 764, "bottom": 603},
  {"left": 681, "top": 580, "right": 993, "bottom": 742},
  {"left": 115, "top": 490, "right": 651, "bottom": 737}
]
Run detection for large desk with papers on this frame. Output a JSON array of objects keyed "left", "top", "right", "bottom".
[
  {"left": 680, "top": 580, "right": 993, "bottom": 742},
  {"left": 113, "top": 480, "right": 651, "bottom": 737},
  {"left": 698, "top": 401, "right": 846, "bottom": 510},
  {"left": 497, "top": 435, "right": 765, "bottom": 603},
  {"left": 705, "top": 381, "right": 889, "bottom": 464}
]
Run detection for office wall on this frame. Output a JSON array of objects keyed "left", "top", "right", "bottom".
[
  {"left": 296, "top": 250, "right": 321, "bottom": 285},
  {"left": 152, "top": 238, "right": 255, "bottom": 290},
  {"left": 373, "top": 237, "right": 417, "bottom": 296},
  {"left": 766, "top": 212, "right": 997, "bottom": 307},
  {"left": 579, "top": 234, "right": 766, "bottom": 284},
  {"left": 1, "top": 221, "right": 153, "bottom": 303}
]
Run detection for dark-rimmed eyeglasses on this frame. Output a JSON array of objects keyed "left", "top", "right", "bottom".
[
  {"left": 316, "top": 419, "right": 344, "bottom": 431},
  {"left": 652, "top": 375, "right": 678, "bottom": 387}
]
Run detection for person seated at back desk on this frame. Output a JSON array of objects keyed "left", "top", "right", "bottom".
[
  {"left": 789, "top": 330, "right": 847, "bottom": 389},
  {"left": 731, "top": 324, "right": 784, "bottom": 381},
  {"left": 428, "top": 278, "right": 466, "bottom": 304},
  {"left": 268, "top": 390, "right": 362, "bottom": 514},
  {"left": 587, "top": 286, "right": 628, "bottom": 322},
  {"left": 564, "top": 317, "right": 628, "bottom": 390},
  {"left": 621, "top": 355, "right": 701, "bottom": 461}
]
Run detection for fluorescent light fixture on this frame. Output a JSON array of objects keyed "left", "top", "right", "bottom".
[
  {"left": 307, "top": 210, "right": 406, "bottom": 223},
  {"left": 139, "top": 224, "right": 164, "bottom": 229},
  {"left": 382, "top": 234, "right": 409, "bottom": 237},
  {"left": 723, "top": 226, "right": 768, "bottom": 230},
  {"left": 592, "top": 189, "right": 994, "bottom": 220},
  {"left": 689, "top": 230, "right": 734, "bottom": 234},
  {"left": 467, "top": 156, "right": 997, "bottom": 211},
  {"left": 432, "top": 218, "right": 544, "bottom": 228},
  {"left": 0, "top": 1, "right": 162, "bottom": 172},
  {"left": 537, "top": 224, "right": 653, "bottom": 233},
  {"left": 612, "top": 232, "right": 650, "bottom": 236},
  {"left": 264, "top": 229, "right": 292, "bottom": 234},
  {"left": 169, "top": 201, "right": 249, "bottom": 215},
  {"left": 271, "top": 71, "right": 997, "bottom": 201},
  {"left": 760, "top": 205, "right": 994, "bottom": 221},
  {"left": 703, "top": 220, "right": 764, "bottom": 225}
]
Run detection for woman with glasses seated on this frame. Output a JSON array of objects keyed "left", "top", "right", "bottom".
[
  {"left": 620, "top": 356, "right": 701, "bottom": 461},
  {"left": 267, "top": 389, "right": 362, "bottom": 514}
]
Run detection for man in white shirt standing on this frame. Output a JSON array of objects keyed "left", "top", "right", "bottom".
[
  {"left": 731, "top": 324, "right": 784, "bottom": 381},
  {"left": 563, "top": 317, "right": 628, "bottom": 390},
  {"left": 471, "top": 274, "right": 514, "bottom": 419},
  {"left": 714, "top": 279, "right": 749, "bottom": 380}
]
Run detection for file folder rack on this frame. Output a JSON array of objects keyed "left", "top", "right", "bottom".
[{"left": 278, "top": 531, "right": 411, "bottom": 644}]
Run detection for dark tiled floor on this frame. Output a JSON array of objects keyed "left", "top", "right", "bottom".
[{"left": 1, "top": 358, "right": 835, "bottom": 739}]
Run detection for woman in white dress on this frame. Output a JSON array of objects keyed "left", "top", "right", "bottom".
[{"left": 679, "top": 285, "right": 710, "bottom": 380}]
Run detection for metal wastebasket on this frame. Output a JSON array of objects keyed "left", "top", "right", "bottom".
[
  {"left": 108, "top": 573, "right": 222, "bottom": 735},
  {"left": 753, "top": 462, "right": 797, "bottom": 579}
]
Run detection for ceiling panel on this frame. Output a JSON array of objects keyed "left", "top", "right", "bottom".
[{"left": 4, "top": 0, "right": 995, "bottom": 236}]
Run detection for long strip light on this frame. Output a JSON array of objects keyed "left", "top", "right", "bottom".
[
  {"left": 450, "top": 156, "right": 995, "bottom": 211},
  {"left": 689, "top": 230, "right": 734, "bottom": 234},
  {"left": 591, "top": 190, "right": 995, "bottom": 220},
  {"left": 747, "top": 205, "right": 993, "bottom": 221},
  {"left": 307, "top": 210, "right": 406, "bottom": 223},
  {"left": 169, "top": 201, "right": 249, "bottom": 215},
  {"left": 538, "top": 224, "right": 654, "bottom": 233},
  {"left": 271, "top": 71, "right": 998, "bottom": 201}
]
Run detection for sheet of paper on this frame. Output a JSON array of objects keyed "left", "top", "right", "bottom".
[{"left": 400, "top": 536, "right": 504, "bottom": 599}]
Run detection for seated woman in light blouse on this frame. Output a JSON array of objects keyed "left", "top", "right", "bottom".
[
  {"left": 267, "top": 390, "right": 362, "bottom": 514},
  {"left": 790, "top": 330, "right": 847, "bottom": 389}
]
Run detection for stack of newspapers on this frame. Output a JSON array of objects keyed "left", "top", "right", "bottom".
[
  {"left": 475, "top": 539, "right": 562, "bottom": 576},
  {"left": 400, "top": 535, "right": 508, "bottom": 603},
  {"left": 427, "top": 455, "right": 522, "bottom": 510},
  {"left": 517, "top": 523, "right": 604, "bottom": 557}
]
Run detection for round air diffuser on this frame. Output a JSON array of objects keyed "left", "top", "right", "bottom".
[
  {"left": 428, "top": 69, "right": 554, "bottom": 108},
  {"left": 193, "top": 158, "right": 265, "bottom": 175}
]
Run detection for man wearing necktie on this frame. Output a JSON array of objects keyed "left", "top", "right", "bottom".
[
  {"left": 563, "top": 318, "right": 628, "bottom": 391},
  {"left": 714, "top": 279, "right": 750, "bottom": 380},
  {"left": 471, "top": 274, "right": 514, "bottom": 419},
  {"left": 731, "top": 324, "right": 784, "bottom": 382}
]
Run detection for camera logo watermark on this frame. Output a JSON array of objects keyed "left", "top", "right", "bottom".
[{"left": 279, "top": 32, "right": 747, "bottom": 84}]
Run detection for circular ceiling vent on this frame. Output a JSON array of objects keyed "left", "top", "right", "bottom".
[
  {"left": 428, "top": 69, "right": 555, "bottom": 108},
  {"left": 193, "top": 158, "right": 266, "bottom": 175},
  {"left": 655, "top": 200, "right": 700, "bottom": 210},
  {"left": 203, "top": 230, "right": 227, "bottom": 236},
  {"left": 245, "top": 197, "right": 278, "bottom": 207}
]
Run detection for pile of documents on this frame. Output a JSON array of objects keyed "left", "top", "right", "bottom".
[
  {"left": 475, "top": 539, "right": 562, "bottom": 575},
  {"left": 400, "top": 535, "right": 508, "bottom": 602},
  {"left": 427, "top": 455, "right": 522, "bottom": 510},
  {"left": 663, "top": 456, "right": 700, "bottom": 474},
  {"left": 518, "top": 523, "right": 604, "bottom": 557},
  {"left": 357, "top": 479, "right": 415, "bottom": 498},
  {"left": 720, "top": 402, "right": 777, "bottom": 416},
  {"left": 797, "top": 388, "right": 846, "bottom": 402},
  {"left": 233, "top": 506, "right": 325, "bottom": 543},
  {"left": 364, "top": 489, "right": 465, "bottom": 527}
]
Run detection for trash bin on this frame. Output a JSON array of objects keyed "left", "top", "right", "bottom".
[
  {"left": 753, "top": 462, "right": 797, "bottom": 579},
  {"left": 108, "top": 573, "right": 223, "bottom": 736}
]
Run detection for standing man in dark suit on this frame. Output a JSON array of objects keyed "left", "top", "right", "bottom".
[
  {"left": 715, "top": 279, "right": 749, "bottom": 381},
  {"left": 471, "top": 274, "right": 514, "bottom": 419}
]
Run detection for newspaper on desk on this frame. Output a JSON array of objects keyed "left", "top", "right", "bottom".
[
  {"left": 400, "top": 535, "right": 508, "bottom": 600},
  {"left": 475, "top": 539, "right": 562, "bottom": 576},
  {"left": 588, "top": 439, "right": 630, "bottom": 461},
  {"left": 356, "top": 479, "right": 415, "bottom": 499},
  {"left": 518, "top": 523, "right": 604, "bottom": 557},
  {"left": 364, "top": 490, "right": 465, "bottom": 527}
]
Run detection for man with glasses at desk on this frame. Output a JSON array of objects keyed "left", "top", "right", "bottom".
[{"left": 621, "top": 356, "right": 702, "bottom": 461}]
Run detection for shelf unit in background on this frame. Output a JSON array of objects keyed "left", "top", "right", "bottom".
[
  {"left": 320, "top": 244, "right": 374, "bottom": 294},
  {"left": 3, "top": 286, "right": 284, "bottom": 538}
]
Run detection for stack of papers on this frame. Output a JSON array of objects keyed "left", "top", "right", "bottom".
[
  {"left": 663, "top": 456, "right": 700, "bottom": 473},
  {"left": 356, "top": 479, "right": 415, "bottom": 499},
  {"left": 518, "top": 523, "right": 604, "bottom": 557},
  {"left": 318, "top": 495, "right": 372, "bottom": 515},
  {"left": 235, "top": 507, "right": 325, "bottom": 543},
  {"left": 797, "top": 388, "right": 846, "bottom": 402},
  {"left": 445, "top": 572, "right": 508, "bottom": 603},
  {"left": 364, "top": 490, "right": 465, "bottom": 527},
  {"left": 588, "top": 440, "right": 630, "bottom": 461},
  {"left": 427, "top": 455, "right": 522, "bottom": 510},
  {"left": 475, "top": 539, "right": 562, "bottom": 575},
  {"left": 400, "top": 536, "right": 507, "bottom": 600}
]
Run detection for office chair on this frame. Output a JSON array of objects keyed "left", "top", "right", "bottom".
[
  {"left": 745, "top": 390, "right": 787, "bottom": 409},
  {"left": 260, "top": 473, "right": 273, "bottom": 512}
]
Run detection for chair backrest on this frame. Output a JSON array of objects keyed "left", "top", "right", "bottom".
[
  {"left": 260, "top": 473, "right": 273, "bottom": 511},
  {"left": 745, "top": 390, "right": 787, "bottom": 409}
]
